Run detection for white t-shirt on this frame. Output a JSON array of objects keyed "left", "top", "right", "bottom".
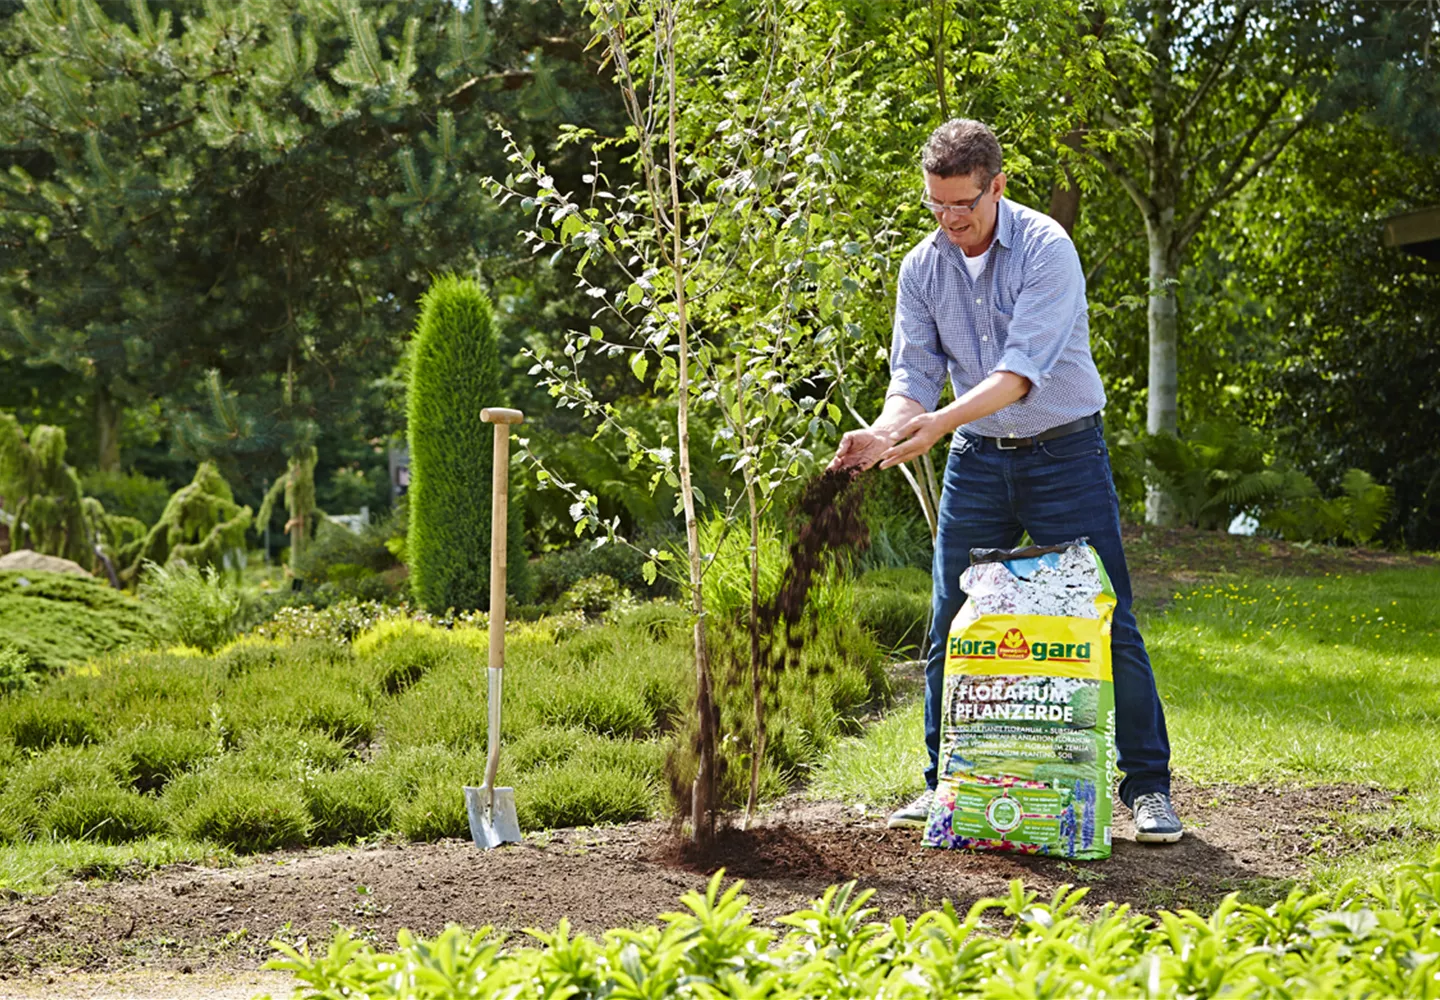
[{"left": 961, "top": 246, "right": 989, "bottom": 280}]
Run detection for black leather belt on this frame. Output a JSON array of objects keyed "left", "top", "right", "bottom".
[{"left": 970, "top": 413, "right": 1100, "bottom": 451}]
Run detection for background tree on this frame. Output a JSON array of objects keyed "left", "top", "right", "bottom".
[
  {"left": 1, "top": 0, "right": 618, "bottom": 511},
  {"left": 0, "top": 412, "right": 91, "bottom": 566}
]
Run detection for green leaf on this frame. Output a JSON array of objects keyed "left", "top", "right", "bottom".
[
  {"left": 642, "top": 560, "right": 657, "bottom": 586},
  {"left": 630, "top": 353, "right": 649, "bottom": 382},
  {"left": 626, "top": 282, "right": 644, "bottom": 305}
]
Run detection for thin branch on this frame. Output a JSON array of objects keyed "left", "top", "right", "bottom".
[
  {"left": 1174, "top": 1, "right": 1254, "bottom": 137},
  {"left": 1178, "top": 110, "right": 1310, "bottom": 249},
  {"left": 1084, "top": 143, "right": 1157, "bottom": 221}
]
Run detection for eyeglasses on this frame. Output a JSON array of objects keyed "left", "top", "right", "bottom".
[{"left": 920, "top": 180, "right": 992, "bottom": 217}]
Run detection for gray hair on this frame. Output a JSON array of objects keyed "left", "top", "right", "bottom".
[{"left": 921, "top": 119, "right": 1002, "bottom": 179}]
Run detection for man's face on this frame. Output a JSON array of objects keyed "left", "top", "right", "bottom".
[{"left": 923, "top": 170, "right": 1006, "bottom": 253}]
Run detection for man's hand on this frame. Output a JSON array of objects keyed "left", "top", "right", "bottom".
[
  {"left": 878, "top": 411, "right": 951, "bottom": 469},
  {"left": 828, "top": 427, "right": 895, "bottom": 471}
]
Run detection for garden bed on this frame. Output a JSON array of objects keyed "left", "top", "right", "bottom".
[{"left": 0, "top": 779, "right": 1394, "bottom": 982}]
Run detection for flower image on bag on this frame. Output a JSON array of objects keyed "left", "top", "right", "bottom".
[{"left": 924, "top": 540, "right": 1117, "bottom": 860}]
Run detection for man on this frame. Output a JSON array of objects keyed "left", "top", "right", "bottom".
[{"left": 830, "top": 119, "right": 1182, "bottom": 844}]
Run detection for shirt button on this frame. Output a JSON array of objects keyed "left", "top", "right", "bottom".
[
  {"left": 982, "top": 336, "right": 989, "bottom": 342},
  {"left": 975, "top": 298, "right": 982, "bottom": 304}
]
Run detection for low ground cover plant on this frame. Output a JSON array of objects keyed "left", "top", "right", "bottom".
[
  {"left": 266, "top": 850, "right": 1440, "bottom": 998},
  {"left": 0, "top": 596, "right": 885, "bottom": 885},
  {"left": 0, "top": 570, "right": 164, "bottom": 671}
]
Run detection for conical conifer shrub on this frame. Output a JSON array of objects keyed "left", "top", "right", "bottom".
[{"left": 406, "top": 275, "right": 529, "bottom": 613}]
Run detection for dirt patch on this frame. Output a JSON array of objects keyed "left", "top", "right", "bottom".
[
  {"left": 0, "top": 780, "right": 1394, "bottom": 988},
  {"left": 1122, "top": 524, "right": 1433, "bottom": 601}
]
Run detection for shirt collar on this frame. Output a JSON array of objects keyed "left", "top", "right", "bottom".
[{"left": 927, "top": 197, "right": 1015, "bottom": 254}]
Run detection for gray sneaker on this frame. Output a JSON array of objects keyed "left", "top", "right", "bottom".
[
  {"left": 887, "top": 789, "right": 935, "bottom": 829},
  {"left": 1131, "top": 792, "right": 1183, "bottom": 843}
]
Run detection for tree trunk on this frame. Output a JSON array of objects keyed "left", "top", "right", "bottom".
[
  {"left": 95, "top": 385, "right": 122, "bottom": 473},
  {"left": 663, "top": 11, "right": 715, "bottom": 849},
  {"left": 1047, "top": 167, "right": 1080, "bottom": 236},
  {"left": 1144, "top": 214, "right": 1181, "bottom": 525},
  {"left": 743, "top": 471, "right": 764, "bottom": 828}
]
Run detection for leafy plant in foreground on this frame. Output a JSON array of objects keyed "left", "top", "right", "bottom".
[{"left": 266, "top": 849, "right": 1440, "bottom": 999}]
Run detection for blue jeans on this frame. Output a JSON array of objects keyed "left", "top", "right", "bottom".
[{"left": 922, "top": 419, "right": 1171, "bottom": 808}]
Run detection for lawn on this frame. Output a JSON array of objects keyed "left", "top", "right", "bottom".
[{"left": 812, "top": 562, "right": 1440, "bottom": 884}]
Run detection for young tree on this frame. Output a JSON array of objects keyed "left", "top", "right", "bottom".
[{"left": 491, "top": 0, "right": 901, "bottom": 842}]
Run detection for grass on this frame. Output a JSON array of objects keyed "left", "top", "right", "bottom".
[
  {"left": 810, "top": 561, "right": 1440, "bottom": 880},
  {"left": 1144, "top": 566, "right": 1440, "bottom": 881},
  {"left": 0, "top": 837, "right": 233, "bottom": 895}
]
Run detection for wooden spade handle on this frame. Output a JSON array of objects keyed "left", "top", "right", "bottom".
[
  {"left": 482, "top": 408, "right": 525, "bottom": 426},
  {"left": 487, "top": 410, "right": 523, "bottom": 672},
  {"left": 482, "top": 406, "right": 523, "bottom": 796}
]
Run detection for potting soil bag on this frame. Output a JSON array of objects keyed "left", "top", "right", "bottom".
[{"left": 923, "top": 540, "right": 1116, "bottom": 859}]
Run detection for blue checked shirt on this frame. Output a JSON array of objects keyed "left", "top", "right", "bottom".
[{"left": 886, "top": 197, "right": 1106, "bottom": 439}]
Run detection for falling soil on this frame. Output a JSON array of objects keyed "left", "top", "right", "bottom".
[
  {"left": 0, "top": 780, "right": 1398, "bottom": 990},
  {"left": 669, "top": 466, "right": 870, "bottom": 823}
]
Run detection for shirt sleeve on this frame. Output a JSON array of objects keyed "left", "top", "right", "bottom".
[
  {"left": 992, "top": 235, "right": 1085, "bottom": 396},
  {"left": 886, "top": 254, "right": 948, "bottom": 411}
]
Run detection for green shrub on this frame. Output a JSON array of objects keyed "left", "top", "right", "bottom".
[
  {"left": 514, "top": 760, "right": 656, "bottom": 829},
  {"left": 302, "top": 767, "right": 393, "bottom": 844},
  {"left": 292, "top": 509, "right": 402, "bottom": 585},
  {"left": 270, "top": 852, "right": 1440, "bottom": 999},
  {"left": 140, "top": 560, "right": 243, "bottom": 652},
  {"left": 111, "top": 726, "right": 217, "bottom": 794},
  {"left": 559, "top": 574, "right": 633, "bottom": 619},
  {"left": 532, "top": 673, "right": 658, "bottom": 738},
  {"left": 617, "top": 601, "right": 689, "bottom": 641},
  {"left": 4, "top": 699, "right": 104, "bottom": 750},
  {"left": 852, "top": 586, "right": 930, "bottom": 654},
  {"left": 369, "top": 629, "right": 459, "bottom": 696},
  {"left": 297, "top": 694, "right": 376, "bottom": 749},
  {"left": 214, "top": 638, "right": 284, "bottom": 678},
  {"left": 378, "top": 656, "right": 494, "bottom": 750},
  {"left": 394, "top": 780, "right": 470, "bottom": 842},
  {"left": 506, "top": 725, "right": 590, "bottom": 773},
  {"left": 250, "top": 598, "right": 411, "bottom": 644},
  {"left": 406, "top": 274, "right": 530, "bottom": 613},
  {"left": 176, "top": 779, "right": 311, "bottom": 853},
  {"left": 1261, "top": 467, "right": 1396, "bottom": 545},
  {"left": 40, "top": 650, "right": 223, "bottom": 735},
  {"left": 531, "top": 535, "right": 661, "bottom": 604},
  {"left": 43, "top": 785, "right": 169, "bottom": 844},
  {"left": 0, "top": 570, "right": 164, "bottom": 671},
  {"left": 0, "top": 745, "right": 122, "bottom": 833},
  {"left": 856, "top": 508, "right": 933, "bottom": 573},
  {"left": 235, "top": 727, "right": 353, "bottom": 777},
  {"left": 79, "top": 469, "right": 172, "bottom": 527},
  {"left": 0, "top": 643, "right": 41, "bottom": 695},
  {"left": 857, "top": 567, "right": 931, "bottom": 593},
  {"left": 223, "top": 646, "right": 375, "bottom": 747}
]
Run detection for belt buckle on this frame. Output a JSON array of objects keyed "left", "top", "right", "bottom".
[{"left": 995, "top": 437, "right": 1020, "bottom": 450}]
